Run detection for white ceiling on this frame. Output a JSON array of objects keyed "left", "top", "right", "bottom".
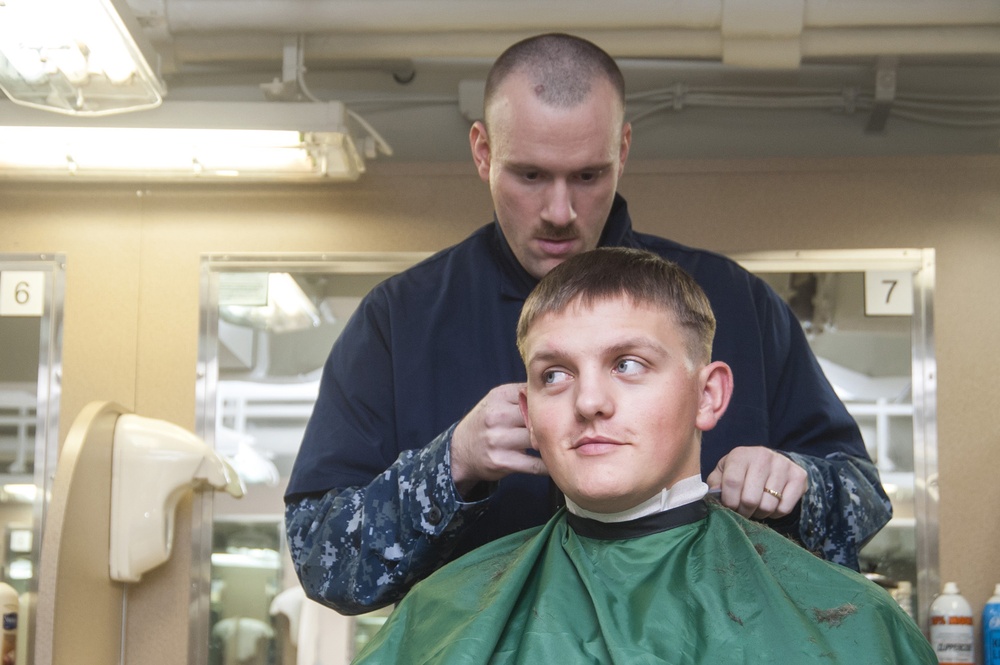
[
  {"left": 133, "top": 0, "right": 1000, "bottom": 162},
  {"left": 2, "top": 0, "right": 999, "bottom": 162},
  {"left": 0, "top": 0, "right": 1000, "bottom": 161}
]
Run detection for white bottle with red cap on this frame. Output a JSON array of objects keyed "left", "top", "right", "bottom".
[{"left": 930, "top": 581, "right": 974, "bottom": 664}]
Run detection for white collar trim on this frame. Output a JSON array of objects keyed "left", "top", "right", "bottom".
[{"left": 564, "top": 474, "right": 708, "bottom": 523}]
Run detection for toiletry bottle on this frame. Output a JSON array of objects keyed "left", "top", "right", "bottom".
[
  {"left": 984, "top": 583, "right": 1000, "bottom": 665},
  {"left": 0, "top": 582, "right": 16, "bottom": 665},
  {"left": 930, "top": 582, "right": 974, "bottom": 664},
  {"left": 893, "top": 580, "right": 914, "bottom": 620}
]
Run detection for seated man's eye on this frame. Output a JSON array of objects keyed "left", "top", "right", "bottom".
[
  {"left": 615, "top": 359, "right": 641, "bottom": 374},
  {"left": 544, "top": 370, "right": 569, "bottom": 385}
]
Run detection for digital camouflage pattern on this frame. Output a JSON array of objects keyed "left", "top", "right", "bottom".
[{"left": 286, "top": 428, "right": 891, "bottom": 614}]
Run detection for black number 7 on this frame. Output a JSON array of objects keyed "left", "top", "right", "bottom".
[{"left": 882, "top": 279, "right": 897, "bottom": 304}]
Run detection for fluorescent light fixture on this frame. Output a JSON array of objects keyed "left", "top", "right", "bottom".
[
  {"left": 0, "top": 0, "right": 164, "bottom": 116},
  {"left": 1, "top": 483, "right": 38, "bottom": 503},
  {"left": 0, "top": 101, "right": 368, "bottom": 180},
  {"left": 8, "top": 558, "right": 33, "bottom": 580},
  {"left": 220, "top": 273, "right": 322, "bottom": 332},
  {"left": 0, "top": 127, "right": 359, "bottom": 179}
]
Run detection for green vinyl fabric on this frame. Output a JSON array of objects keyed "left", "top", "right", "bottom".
[{"left": 354, "top": 501, "right": 933, "bottom": 664}]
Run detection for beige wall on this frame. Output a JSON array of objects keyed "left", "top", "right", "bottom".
[{"left": 2, "top": 154, "right": 999, "bottom": 663}]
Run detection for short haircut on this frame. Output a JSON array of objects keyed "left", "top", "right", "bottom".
[
  {"left": 517, "top": 248, "right": 717, "bottom": 365},
  {"left": 484, "top": 33, "right": 626, "bottom": 122}
]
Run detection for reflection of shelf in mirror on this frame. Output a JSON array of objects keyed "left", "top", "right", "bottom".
[
  {"left": 878, "top": 470, "right": 915, "bottom": 520},
  {"left": 0, "top": 384, "right": 37, "bottom": 473},
  {"left": 212, "top": 549, "right": 281, "bottom": 570},
  {"left": 861, "top": 519, "right": 917, "bottom": 562},
  {"left": 216, "top": 380, "right": 321, "bottom": 465},
  {"left": 843, "top": 402, "right": 913, "bottom": 417},
  {"left": 217, "top": 380, "right": 319, "bottom": 429},
  {"left": 884, "top": 517, "right": 916, "bottom": 530},
  {"left": 843, "top": 399, "right": 913, "bottom": 473}
]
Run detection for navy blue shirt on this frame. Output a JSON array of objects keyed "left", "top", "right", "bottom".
[{"left": 285, "top": 195, "right": 891, "bottom": 613}]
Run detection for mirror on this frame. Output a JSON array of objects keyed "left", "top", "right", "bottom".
[
  {"left": 734, "top": 248, "right": 937, "bottom": 628},
  {"left": 193, "top": 254, "right": 427, "bottom": 665},
  {"left": 193, "top": 248, "right": 937, "bottom": 664},
  {"left": 0, "top": 253, "right": 65, "bottom": 665}
]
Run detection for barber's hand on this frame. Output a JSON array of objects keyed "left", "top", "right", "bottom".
[
  {"left": 450, "top": 383, "right": 548, "bottom": 497},
  {"left": 706, "top": 446, "right": 808, "bottom": 520}
]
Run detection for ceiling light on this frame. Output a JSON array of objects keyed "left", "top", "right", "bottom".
[
  {"left": 0, "top": 101, "right": 369, "bottom": 181},
  {"left": 0, "top": 0, "right": 164, "bottom": 116}
]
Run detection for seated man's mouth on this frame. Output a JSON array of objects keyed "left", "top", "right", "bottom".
[{"left": 573, "top": 437, "right": 625, "bottom": 455}]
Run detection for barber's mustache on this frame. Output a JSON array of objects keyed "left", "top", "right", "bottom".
[{"left": 537, "top": 222, "right": 578, "bottom": 240}]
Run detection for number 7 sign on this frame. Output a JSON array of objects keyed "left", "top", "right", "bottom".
[{"left": 865, "top": 270, "right": 914, "bottom": 316}]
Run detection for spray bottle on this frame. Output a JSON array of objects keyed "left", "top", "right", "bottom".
[
  {"left": 984, "top": 583, "right": 1000, "bottom": 665},
  {"left": 930, "top": 582, "right": 974, "bottom": 664}
]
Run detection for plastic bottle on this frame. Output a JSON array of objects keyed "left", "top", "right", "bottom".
[
  {"left": 891, "top": 580, "right": 914, "bottom": 620},
  {"left": 984, "top": 583, "right": 1000, "bottom": 665},
  {"left": 0, "top": 582, "right": 16, "bottom": 665},
  {"left": 930, "top": 582, "right": 974, "bottom": 664}
]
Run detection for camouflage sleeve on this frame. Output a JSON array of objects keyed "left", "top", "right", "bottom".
[
  {"left": 786, "top": 451, "right": 893, "bottom": 571},
  {"left": 285, "top": 424, "right": 490, "bottom": 615}
]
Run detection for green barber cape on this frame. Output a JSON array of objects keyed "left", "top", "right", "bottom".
[{"left": 354, "top": 500, "right": 934, "bottom": 664}]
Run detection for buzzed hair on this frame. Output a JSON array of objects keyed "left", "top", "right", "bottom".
[
  {"left": 484, "top": 33, "right": 626, "bottom": 122},
  {"left": 517, "top": 248, "right": 716, "bottom": 365}
]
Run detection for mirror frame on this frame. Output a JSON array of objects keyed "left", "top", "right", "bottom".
[
  {"left": 732, "top": 248, "right": 938, "bottom": 628},
  {"left": 0, "top": 252, "right": 65, "bottom": 665},
  {"left": 191, "top": 252, "right": 430, "bottom": 665}
]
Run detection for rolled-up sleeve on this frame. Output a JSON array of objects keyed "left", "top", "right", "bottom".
[
  {"left": 285, "top": 425, "right": 490, "bottom": 615},
  {"left": 787, "top": 451, "right": 893, "bottom": 570}
]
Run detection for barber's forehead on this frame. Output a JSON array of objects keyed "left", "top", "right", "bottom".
[{"left": 487, "top": 71, "right": 622, "bottom": 115}]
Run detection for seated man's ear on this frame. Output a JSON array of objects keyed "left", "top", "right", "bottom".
[
  {"left": 518, "top": 388, "right": 539, "bottom": 451},
  {"left": 695, "top": 361, "right": 733, "bottom": 433}
]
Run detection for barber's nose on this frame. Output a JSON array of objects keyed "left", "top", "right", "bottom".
[
  {"left": 542, "top": 180, "right": 576, "bottom": 227},
  {"left": 575, "top": 374, "right": 614, "bottom": 421}
]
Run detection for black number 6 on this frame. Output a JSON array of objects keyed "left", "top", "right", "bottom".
[{"left": 14, "top": 281, "right": 30, "bottom": 305}]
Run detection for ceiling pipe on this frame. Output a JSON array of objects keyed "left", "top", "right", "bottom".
[
  {"left": 164, "top": 27, "right": 1000, "bottom": 65},
  {"left": 149, "top": 0, "right": 1000, "bottom": 69},
  {"left": 160, "top": 0, "right": 1000, "bottom": 34},
  {"left": 162, "top": 1, "right": 724, "bottom": 33}
]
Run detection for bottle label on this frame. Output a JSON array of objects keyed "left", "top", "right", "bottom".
[
  {"left": 985, "top": 607, "right": 1000, "bottom": 665},
  {"left": 932, "top": 620, "right": 975, "bottom": 664},
  {"left": 988, "top": 629, "right": 1000, "bottom": 665},
  {"left": 0, "top": 611, "right": 13, "bottom": 665}
]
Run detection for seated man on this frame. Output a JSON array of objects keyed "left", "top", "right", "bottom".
[{"left": 354, "top": 248, "right": 933, "bottom": 664}]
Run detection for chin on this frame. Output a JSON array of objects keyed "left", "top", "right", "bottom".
[{"left": 568, "top": 486, "right": 635, "bottom": 513}]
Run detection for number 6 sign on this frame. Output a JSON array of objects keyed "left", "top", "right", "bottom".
[{"left": 0, "top": 271, "right": 46, "bottom": 317}]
